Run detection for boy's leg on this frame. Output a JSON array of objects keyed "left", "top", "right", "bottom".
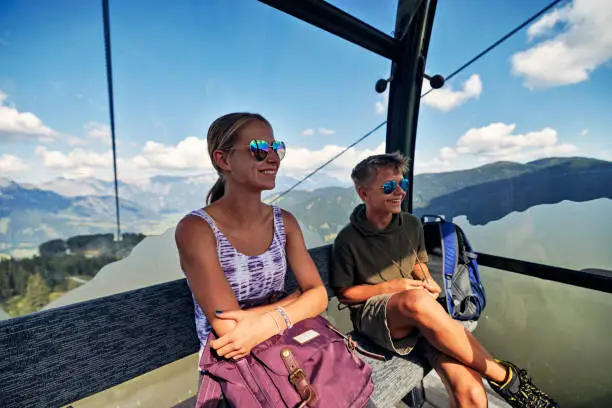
[
  {"left": 355, "top": 293, "right": 421, "bottom": 356},
  {"left": 386, "top": 289, "right": 558, "bottom": 408},
  {"left": 386, "top": 289, "right": 507, "bottom": 382},
  {"left": 430, "top": 353, "right": 487, "bottom": 408}
]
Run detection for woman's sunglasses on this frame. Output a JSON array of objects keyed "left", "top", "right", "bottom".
[
  {"left": 249, "top": 140, "right": 286, "bottom": 161},
  {"left": 381, "top": 178, "right": 409, "bottom": 194}
]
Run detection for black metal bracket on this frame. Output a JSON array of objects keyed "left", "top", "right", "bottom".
[
  {"left": 375, "top": 71, "right": 444, "bottom": 94},
  {"left": 257, "top": 0, "right": 397, "bottom": 60}
]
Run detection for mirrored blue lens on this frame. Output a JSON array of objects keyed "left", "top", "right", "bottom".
[
  {"left": 272, "top": 141, "right": 286, "bottom": 160},
  {"left": 382, "top": 178, "right": 409, "bottom": 194},
  {"left": 249, "top": 140, "right": 269, "bottom": 161},
  {"left": 249, "top": 140, "right": 286, "bottom": 161},
  {"left": 383, "top": 180, "right": 397, "bottom": 194}
]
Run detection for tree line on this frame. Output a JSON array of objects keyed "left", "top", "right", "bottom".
[{"left": 0, "top": 233, "right": 146, "bottom": 317}]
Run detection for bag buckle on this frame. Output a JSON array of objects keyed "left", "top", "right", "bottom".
[{"left": 289, "top": 368, "right": 306, "bottom": 386}]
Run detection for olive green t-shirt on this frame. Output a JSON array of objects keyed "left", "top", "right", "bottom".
[{"left": 331, "top": 204, "right": 429, "bottom": 292}]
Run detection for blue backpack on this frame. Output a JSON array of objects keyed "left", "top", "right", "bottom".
[{"left": 420, "top": 215, "right": 487, "bottom": 321}]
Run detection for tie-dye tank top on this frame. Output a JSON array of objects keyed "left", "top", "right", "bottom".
[{"left": 184, "top": 205, "right": 287, "bottom": 362}]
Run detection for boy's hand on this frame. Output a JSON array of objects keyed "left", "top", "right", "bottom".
[
  {"left": 385, "top": 277, "right": 426, "bottom": 292},
  {"left": 423, "top": 278, "right": 442, "bottom": 298}
]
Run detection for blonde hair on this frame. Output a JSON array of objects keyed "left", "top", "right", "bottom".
[
  {"left": 350, "top": 152, "right": 409, "bottom": 187},
  {"left": 206, "top": 112, "right": 270, "bottom": 204}
]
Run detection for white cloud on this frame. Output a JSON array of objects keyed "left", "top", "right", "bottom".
[
  {"left": 31, "top": 136, "right": 210, "bottom": 183},
  {"left": 417, "top": 122, "right": 579, "bottom": 173},
  {"left": 375, "top": 74, "right": 482, "bottom": 114},
  {"left": 35, "top": 146, "right": 113, "bottom": 170},
  {"left": 374, "top": 90, "right": 389, "bottom": 115},
  {"left": 84, "top": 121, "right": 111, "bottom": 144},
  {"left": 0, "top": 154, "right": 27, "bottom": 173},
  {"left": 421, "top": 74, "right": 482, "bottom": 112},
  {"left": 64, "top": 135, "right": 89, "bottom": 147},
  {"left": 33, "top": 145, "right": 142, "bottom": 181},
  {"left": 0, "top": 90, "right": 57, "bottom": 141},
  {"left": 511, "top": 0, "right": 612, "bottom": 88},
  {"left": 281, "top": 142, "right": 385, "bottom": 180},
  {"left": 580, "top": 128, "right": 589, "bottom": 137},
  {"left": 30, "top": 133, "right": 387, "bottom": 185},
  {"left": 317, "top": 127, "right": 335, "bottom": 135},
  {"left": 527, "top": 7, "right": 570, "bottom": 41},
  {"left": 130, "top": 136, "right": 382, "bottom": 181},
  {"left": 301, "top": 128, "right": 336, "bottom": 136},
  {"left": 132, "top": 136, "right": 210, "bottom": 170}
]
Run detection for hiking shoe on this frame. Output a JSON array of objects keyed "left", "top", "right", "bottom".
[{"left": 488, "top": 360, "right": 559, "bottom": 408}]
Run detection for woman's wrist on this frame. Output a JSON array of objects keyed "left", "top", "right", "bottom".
[
  {"left": 265, "top": 310, "right": 283, "bottom": 336},
  {"left": 274, "top": 306, "right": 293, "bottom": 330}
]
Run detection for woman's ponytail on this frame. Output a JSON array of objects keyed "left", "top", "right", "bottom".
[{"left": 206, "top": 176, "right": 225, "bottom": 205}]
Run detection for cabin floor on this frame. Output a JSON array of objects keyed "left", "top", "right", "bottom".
[{"left": 400, "top": 370, "right": 511, "bottom": 408}]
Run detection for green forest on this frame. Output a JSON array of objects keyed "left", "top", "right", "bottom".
[{"left": 0, "top": 233, "right": 146, "bottom": 317}]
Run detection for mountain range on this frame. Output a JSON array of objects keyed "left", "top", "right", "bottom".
[{"left": 1, "top": 156, "right": 611, "bottom": 257}]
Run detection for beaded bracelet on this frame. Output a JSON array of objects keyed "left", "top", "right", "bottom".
[{"left": 274, "top": 306, "right": 293, "bottom": 330}]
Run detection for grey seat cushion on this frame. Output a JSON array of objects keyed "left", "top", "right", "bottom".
[{"left": 350, "top": 319, "right": 478, "bottom": 407}]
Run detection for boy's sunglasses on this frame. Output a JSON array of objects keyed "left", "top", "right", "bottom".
[
  {"left": 381, "top": 178, "right": 409, "bottom": 194},
  {"left": 249, "top": 140, "right": 286, "bottom": 161}
]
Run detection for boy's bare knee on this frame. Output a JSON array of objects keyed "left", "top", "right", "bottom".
[
  {"left": 397, "top": 289, "right": 433, "bottom": 319},
  {"left": 455, "top": 380, "right": 487, "bottom": 408}
]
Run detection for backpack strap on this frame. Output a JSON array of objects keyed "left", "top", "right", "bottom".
[{"left": 440, "top": 221, "right": 459, "bottom": 312}]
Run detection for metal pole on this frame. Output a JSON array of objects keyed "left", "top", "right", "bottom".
[
  {"left": 385, "top": 0, "right": 438, "bottom": 213},
  {"left": 102, "top": 0, "right": 121, "bottom": 241}
]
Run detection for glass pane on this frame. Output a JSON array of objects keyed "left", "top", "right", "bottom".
[
  {"left": 0, "top": 0, "right": 393, "bottom": 322},
  {"left": 0, "top": 0, "right": 125, "bottom": 319},
  {"left": 413, "top": 0, "right": 612, "bottom": 271},
  {"left": 2, "top": 0, "right": 393, "bottom": 404},
  {"left": 474, "top": 266, "right": 612, "bottom": 406},
  {"left": 109, "top": 0, "right": 392, "bottom": 254}
]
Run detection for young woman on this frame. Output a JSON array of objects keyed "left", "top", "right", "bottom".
[{"left": 175, "top": 112, "right": 328, "bottom": 371}]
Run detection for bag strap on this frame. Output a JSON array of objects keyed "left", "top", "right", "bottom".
[
  {"left": 196, "top": 371, "right": 223, "bottom": 408},
  {"left": 280, "top": 348, "right": 318, "bottom": 407},
  {"left": 326, "top": 322, "right": 386, "bottom": 361}
]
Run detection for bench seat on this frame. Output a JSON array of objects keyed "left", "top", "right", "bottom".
[{"left": 0, "top": 243, "right": 476, "bottom": 408}]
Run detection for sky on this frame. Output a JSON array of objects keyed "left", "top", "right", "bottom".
[{"left": 0, "top": 0, "right": 611, "bottom": 186}]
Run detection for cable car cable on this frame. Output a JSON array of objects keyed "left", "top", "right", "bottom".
[{"left": 422, "top": 0, "right": 566, "bottom": 98}]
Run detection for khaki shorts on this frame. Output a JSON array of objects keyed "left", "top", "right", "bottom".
[{"left": 354, "top": 293, "right": 420, "bottom": 356}]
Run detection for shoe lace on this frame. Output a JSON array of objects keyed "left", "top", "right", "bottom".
[{"left": 516, "top": 368, "right": 557, "bottom": 407}]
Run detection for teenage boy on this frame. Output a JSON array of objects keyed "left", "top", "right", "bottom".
[{"left": 331, "top": 153, "right": 558, "bottom": 408}]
